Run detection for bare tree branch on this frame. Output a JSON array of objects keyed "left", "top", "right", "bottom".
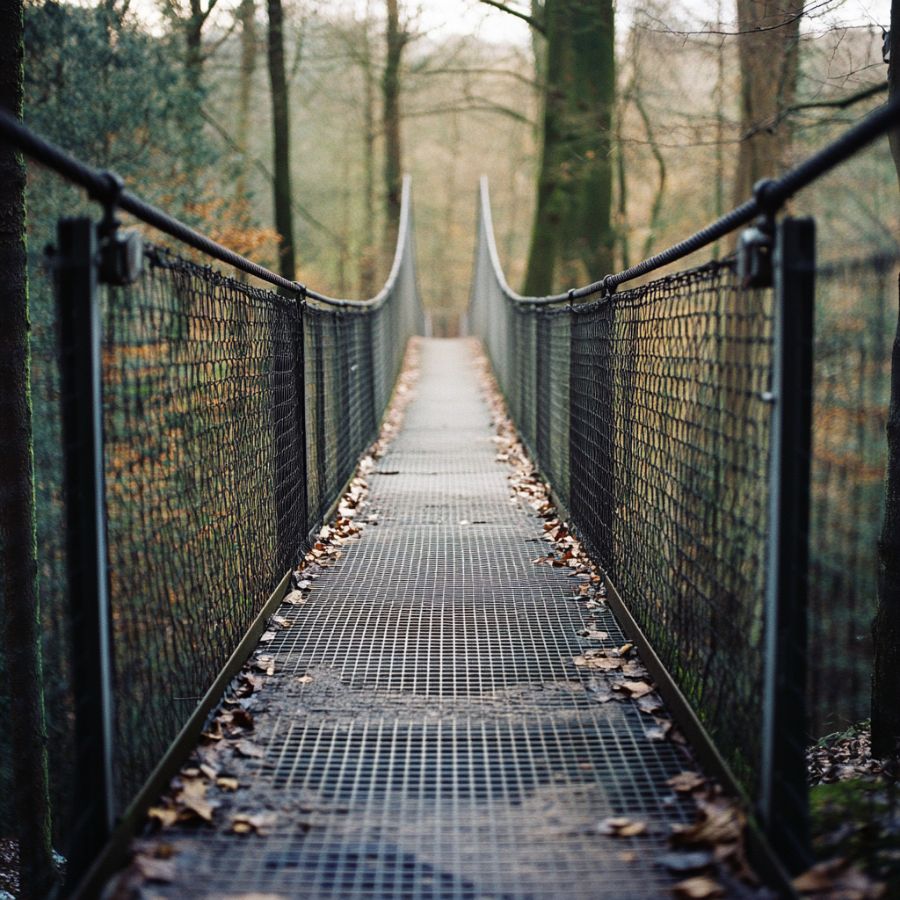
[
  {"left": 416, "top": 65, "right": 542, "bottom": 89},
  {"left": 637, "top": 0, "right": 834, "bottom": 39},
  {"left": 790, "top": 79, "right": 888, "bottom": 111},
  {"left": 477, "top": 0, "right": 545, "bottom": 35},
  {"left": 742, "top": 80, "right": 888, "bottom": 140},
  {"left": 200, "top": 107, "right": 345, "bottom": 245},
  {"left": 402, "top": 101, "right": 534, "bottom": 125}
]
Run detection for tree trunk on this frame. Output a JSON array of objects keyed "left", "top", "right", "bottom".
[
  {"left": 266, "top": 0, "right": 296, "bottom": 281},
  {"left": 359, "top": 3, "right": 378, "bottom": 297},
  {"left": 0, "top": 2, "right": 55, "bottom": 896},
  {"left": 732, "top": 0, "right": 802, "bottom": 205},
  {"left": 871, "top": 0, "right": 900, "bottom": 758},
  {"left": 382, "top": 0, "right": 404, "bottom": 255},
  {"left": 523, "top": 0, "right": 615, "bottom": 295},
  {"left": 236, "top": 0, "right": 257, "bottom": 205}
]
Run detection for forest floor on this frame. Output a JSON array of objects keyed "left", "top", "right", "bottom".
[{"left": 801, "top": 723, "right": 899, "bottom": 898}]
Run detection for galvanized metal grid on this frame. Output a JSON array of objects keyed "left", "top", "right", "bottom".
[
  {"left": 130, "top": 339, "right": 703, "bottom": 899},
  {"left": 5, "top": 198, "right": 420, "bottom": 882},
  {"left": 470, "top": 191, "right": 775, "bottom": 807}
]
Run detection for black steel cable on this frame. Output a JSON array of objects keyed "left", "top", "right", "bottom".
[
  {"left": 488, "top": 95, "right": 900, "bottom": 304},
  {"left": 0, "top": 107, "right": 407, "bottom": 309}
]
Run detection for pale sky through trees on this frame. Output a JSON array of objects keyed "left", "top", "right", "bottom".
[{"left": 128, "top": 0, "right": 892, "bottom": 46}]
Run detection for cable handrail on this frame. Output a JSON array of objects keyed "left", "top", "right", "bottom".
[
  {"left": 0, "top": 107, "right": 411, "bottom": 311},
  {"left": 482, "top": 95, "right": 900, "bottom": 305}
]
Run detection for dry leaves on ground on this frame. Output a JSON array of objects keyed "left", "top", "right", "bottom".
[
  {"left": 793, "top": 859, "right": 886, "bottom": 898},
  {"left": 598, "top": 817, "right": 649, "bottom": 837}
]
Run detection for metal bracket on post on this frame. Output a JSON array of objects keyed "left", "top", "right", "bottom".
[
  {"left": 96, "top": 171, "right": 143, "bottom": 287},
  {"left": 55, "top": 218, "right": 117, "bottom": 887},
  {"left": 760, "top": 215, "right": 815, "bottom": 873},
  {"left": 738, "top": 180, "right": 779, "bottom": 289}
]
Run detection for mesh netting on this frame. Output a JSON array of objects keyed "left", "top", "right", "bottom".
[
  {"left": 809, "top": 255, "right": 898, "bottom": 736},
  {"left": 0, "top": 199, "right": 420, "bottom": 886},
  {"left": 472, "top": 182, "right": 900, "bottom": 834},
  {"left": 472, "top": 238, "right": 774, "bottom": 799}
]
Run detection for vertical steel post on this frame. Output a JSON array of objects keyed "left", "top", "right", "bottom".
[
  {"left": 364, "top": 313, "right": 377, "bottom": 442},
  {"left": 313, "top": 319, "right": 327, "bottom": 520},
  {"left": 336, "top": 312, "right": 350, "bottom": 483},
  {"left": 55, "top": 217, "right": 116, "bottom": 884},
  {"left": 294, "top": 299, "right": 309, "bottom": 556},
  {"left": 761, "top": 216, "right": 814, "bottom": 872}
]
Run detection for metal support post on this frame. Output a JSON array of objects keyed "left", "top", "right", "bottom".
[
  {"left": 313, "top": 320, "right": 327, "bottom": 519},
  {"left": 761, "top": 216, "right": 815, "bottom": 872},
  {"left": 55, "top": 217, "right": 116, "bottom": 886},
  {"left": 293, "top": 301, "right": 310, "bottom": 559},
  {"left": 364, "top": 314, "right": 377, "bottom": 442}
]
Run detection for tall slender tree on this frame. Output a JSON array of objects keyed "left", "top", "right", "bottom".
[
  {"left": 872, "top": 1, "right": 900, "bottom": 758},
  {"left": 360, "top": 1, "right": 379, "bottom": 295},
  {"left": 481, "top": 0, "right": 615, "bottom": 295},
  {"left": 236, "top": 0, "right": 257, "bottom": 207},
  {"left": 266, "top": 0, "right": 296, "bottom": 280},
  {"left": 0, "top": 1, "right": 54, "bottom": 896},
  {"left": 382, "top": 0, "right": 408, "bottom": 255},
  {"left": 160, "top": 0, "right": 224, "bottom": 95},
  {"left": 731, "top": 0, "right": 802, "bottom": 204}
]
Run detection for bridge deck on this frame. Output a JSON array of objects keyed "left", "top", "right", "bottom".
[{"left": 121, "top": 338, "right": 705, "bottom": 899}]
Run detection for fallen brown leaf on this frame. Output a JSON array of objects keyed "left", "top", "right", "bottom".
[
  {"left": 231, "top": 812, "right": 278, "bottom": 836},
  {"left": 667, "top": 772, "right": 706, "bottom": 793},
  {"left": 636, "top": 694, "right": 664, "bottom": 715},
  {"left": 598, "top": 817, "right": 647, "bottom": 837},
  {"left": 147, "top": 806, "right": 178, "bottom": 828},
  {"left": 134, "top": 853, "right": 176, "bottom": 883},
  {"left": 234, "top": 740, "right": 265, "bottom": 760},
  {"left": 578, "top": 628, "right": 609, "bottom": 641},
  {"left": 177, "top": 779, "right": 215, "bottom": 823},
  {"left": 793, "top": 859, "right": 886, "bottom": 898},
  {"left": 573, "top": 655, "right": 623, "bottom": 671},
  {"left": 615, "top": 680, "right": 655, "bottom": 699},
  {"left": 672, "top": 875, "right": 725, "bottom": 898},
  {"left": 671, "top": 798, "right": 745, "bottom": 848}
]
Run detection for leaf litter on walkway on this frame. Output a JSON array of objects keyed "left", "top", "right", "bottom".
[
  {"left": 474, "top": 344, "right": 776, "bottom": 899},
  {"left": 109, "top": 342, "right": 425, "bottom": 895}
]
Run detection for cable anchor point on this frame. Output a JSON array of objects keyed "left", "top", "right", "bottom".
[
  {"left": 737, "top": 179, "right": 778, "bottom": 289},
  {"left": 96, "top": 170, "right": 143, "bottom": 286}
]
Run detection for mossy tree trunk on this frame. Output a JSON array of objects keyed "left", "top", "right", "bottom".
[
  {"left": 382, "top": 0, "right": 406, "bottom": 256},
  {"left": 523, "top": 0, "right": 614, "bottom": 295},
  {"left": 0, "top": 1, "right": 55, "bottom": 895},
  {"left": 266, "top": 0, "right": 296, "bottom": 281},
  {"left": 871, "top": 0, "right": 900, "bottom": 758}
]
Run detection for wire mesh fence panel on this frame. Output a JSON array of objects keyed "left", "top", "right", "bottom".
[
  {"left": 0, "top": 177, "right": 420, "bottom": 887},
  {"left": 471, "top": 172, "right": 900, "bottom": 871},
  {"left": 535, "top": 307, "right": 570, "bottom": 506},
  {"left": 470, "top": 183, "right": 776, "bottom": 807},
  {"left": 570, "top": 268, "right": 774, "bottom": 796},
  {"left": 100, "top": 249, "right": 300, "bottom": 808},
  {"left": 808, "top": 256, "right": 898, "bottom": 737}
]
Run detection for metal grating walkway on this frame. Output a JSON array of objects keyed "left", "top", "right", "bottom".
[{"left": 125, "top": 338, "right": 703, "bottom": 899}]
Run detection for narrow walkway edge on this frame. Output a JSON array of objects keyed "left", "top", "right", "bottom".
[{"left": 107, "top": 338, "right": 762, "bottom": 900}]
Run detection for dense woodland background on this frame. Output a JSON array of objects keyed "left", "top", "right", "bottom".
[{"left": 20, "top": 0, "right": 899, "bottom": 321}]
